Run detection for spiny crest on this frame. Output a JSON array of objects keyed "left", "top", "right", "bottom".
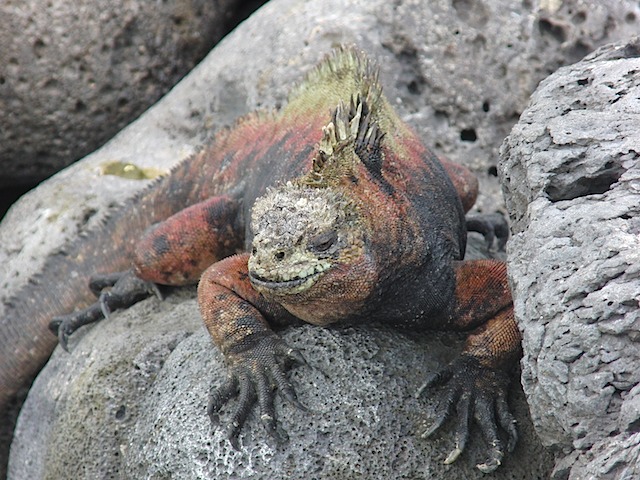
[
  {"left": 286, "top": 45, "right": 383, "bottom": 116},
  {"left": 305, "top": 94, "right": 385, "bottom": 187},
  {"left": 307, "top": 45, "right": 382, "bottom": 98}
]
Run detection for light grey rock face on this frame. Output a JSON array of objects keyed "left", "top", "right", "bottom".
[
  {"left": 10, "top": 287, "right": 552, "bottom": 480},
  {"left": 500, "top": 38, "right": 640, "bottom": 479},
  {"left": 0, "top": 0, "right": 241, "bottom": 187},
  {"left": 3, "top": 0, "right": 640, "bottom": 478}
]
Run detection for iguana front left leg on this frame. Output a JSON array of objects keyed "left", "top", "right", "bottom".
[
  {"left": 50, "top": 270, "right": 159, "bottom": 349},
  {"left": 50, "top": 195, "right": 243, "bottom": 346}
]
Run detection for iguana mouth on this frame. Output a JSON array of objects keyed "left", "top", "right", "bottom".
[{"left": 248, "top": 269, "right": 326, "bottom": 294}]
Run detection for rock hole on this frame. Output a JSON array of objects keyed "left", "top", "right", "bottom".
[
  {"left": 572, "top": 11, "right": 587, "bottom": 24},
  {"left": 33, "top": 38, "right": 46, "bottom": 58},
  {"left": 172, "top": 15, "right": 186, "bottom": 26},
  {"left": 115, "top": 405, "right": 126, "bottom": 421},
  {"left": 434, "top": 110, "right": 449, "bottom": 122},
  {"left": 628, "top": 418, "right": 640, "bottom": 434},
  {"left": 576, "top": 78, "right": 590, "bottom": 86},
  {"left": 460, "top": 128, "right": 477, "bottom": 142},
  {"left": 623, "top": 42, "right": 640, "bottom": 58},
  {"left": 545, "top": 161, "right": 625, "bottom": 201},
  {"left": 407, "top": 77, "right": 425, "bottom": 95},
  {"left": 569, "top": 40, "right": 592, "bottom": 61},
  {"left": 538, "top": 18, "right": 567, "bottom": 43},
  {"left": 625, "top": 12, "right": 636, "bottom": 24},
  {"left": 81, "top": 208, "right": 98, "bottom": 225},
  {"left": 482, "top": 100, "right": 490, "bottom": 112},
  {"left": 487, "top": 165, "right": 498, "bottom": 177}
]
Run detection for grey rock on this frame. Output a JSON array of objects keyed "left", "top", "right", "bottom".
[
  {"left": 4, "top": 0, "right": 639, "bottom": 311},
  {"left": 9, "top": 286, "right": 553, "bottom": 479},
  {"left": 3, "top": 0, "right": 640, "bottom": 478},
  {"left": 0, "top": 0, "right": 243, "bottom": 188},
  {"left": 499, "top": 37, "right": 640, "bottom": 479}
]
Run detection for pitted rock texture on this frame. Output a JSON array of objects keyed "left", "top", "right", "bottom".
[
  {"left": 2, "top": 0, "right": 640, "bottom": 478},
  {"left": 0, "top": 0, "right": 245, "bottom": 188},
  {"left": 500, "top": 38, "right": 640, "bottom": 479},
  {"left": 9, "top": 287, "right": 552, "bottom": 479}
]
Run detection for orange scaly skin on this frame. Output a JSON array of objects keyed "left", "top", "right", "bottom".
[{"left": 3, "top": 47, "right": 519, "bottom": 472}]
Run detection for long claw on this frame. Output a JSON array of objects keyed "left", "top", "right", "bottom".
[
  {"left": 496, "top": 393, "right": 518, "bottom": 452},
  {"left": 284, "top": 347, "right": 307, "bottom": 368},
  {"left": 57, "top": 322, "right": 71, "bottom": 353},
  {"left": 271, "top": 364, "right": 308, "bottom": 412},
  {"left": 421, "top": 375, "right": 459, "bottom": 439},
  {"left": 474, "top": 398, "right": 504, "bottom": 472},
  {"left": 417, "top": 355, "right": 517, "bottom": 470},
  {"left": 476, "top": 442, "right": 504, "bottom": 473},
  {"left": 89, "top": 271, "right": 125, "bottom": 296},
  {"left": 149, "top": 282, "right": 164, "bottom": 301},
  {"left": 416, "top": 369, "right": 447, "bottom": 399},
  {"left": 444, "top": 446, "right": 463, "bottom": 465},
  {"left": 421, "top": 403, "right": 451, "bottom": 439},
  {"left": 50, "top": 269, "right": 158, "bottom": 350},
  {"left": 99, "top": 292, "right": 112, "bottom": 320},
  {"left": 205, "top": 334, "right": 308, "bottom": 449},
  {"left": 256, "top": 371, "right": 277, "bottom": 440},
  {"left": 225, "top": 374, "right": 256, "bottom": 447},
  {"left": 227, "top": 423, "right": 242, "bottom": 451},
  {"left": 208, "top": 377, "right": 238, "bottom": 426},
  {"left": 445, "top": 392, "right": 471, "bottom": 463},
  {"left": 281, "top": 390, "right": 308, "bottom": 413},
  {"left": 466, "top": 213, "right": 509, "bottom": 251},
  {"left": 51, "top": 302, "right": 105, "bottom": 351}
]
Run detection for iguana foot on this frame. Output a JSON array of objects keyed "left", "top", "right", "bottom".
[
  {"left": 417, "top": 354, "right": 517, "bottom": 473},
  {"left": 466, "top": 213, "right": 509, "bottom": 251},
  {"left": 208, "top": 334, "right": 307, "bottom": 449},
  {"left": 49, "top": 269, "right": 161, "bottom": 350}
]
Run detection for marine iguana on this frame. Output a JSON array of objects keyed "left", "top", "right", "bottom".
[{"left": 1, "top": 46, "right": 519, "bottom": 472}]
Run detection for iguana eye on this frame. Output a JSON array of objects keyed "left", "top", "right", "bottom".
[{"left": 309, "top": 230, "right": 337, "bottom": 253}]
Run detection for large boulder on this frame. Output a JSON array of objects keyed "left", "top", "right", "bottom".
[
  {"left": 0, "top": 0, "right": 247, "bottom": 189},
  {"left": 3, "top": 0, "right": 640, "bottom": 478},
  {"left": 500, "top": 37, "right": 640, "bottom": 479},
  {"left": 9, "top": 285, "right": 553, "bottom": 479}
]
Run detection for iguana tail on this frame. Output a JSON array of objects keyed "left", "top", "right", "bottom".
[{"left": 0, "top": 150, "right": 215, "bottom": 411}]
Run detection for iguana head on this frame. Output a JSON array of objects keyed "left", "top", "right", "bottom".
[
  {"left": 248, "top": 182, "right": 368, "bottom": 298},
  {"left": 248, "top": 96, "right": 383, "bottom": 323}
]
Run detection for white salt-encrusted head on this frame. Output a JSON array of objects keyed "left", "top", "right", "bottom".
[{"left": 248, "top": 182, "right": 363, "bottom": 295}]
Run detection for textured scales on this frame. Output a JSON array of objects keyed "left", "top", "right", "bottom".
[
  {"left": 0, "top": 46, "right": 375, "bottom": 409},
  {"left": 1, "top": 46, "right": 520, "bottom": 472}
]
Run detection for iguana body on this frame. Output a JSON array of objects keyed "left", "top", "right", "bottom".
[{"left": 0, "top": 47, "right": 520, "bottom": 472}]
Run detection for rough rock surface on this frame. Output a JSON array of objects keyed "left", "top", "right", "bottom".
[
  {"left": 0, "top": 0, "right": 246, "bottom": 188},
  {"left": 500, "top": 38, "right": 640, "bottom": 479},
  {"left": 2, "top": 0, "right": 640, "bottom": 478},
  {"left": 9, "top": 276, "right": 553, "bottom": 479}
]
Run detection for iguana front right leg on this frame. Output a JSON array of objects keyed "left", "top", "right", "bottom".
[{"left": 198, "top": 253, "right": 306, "bottom": 446}]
